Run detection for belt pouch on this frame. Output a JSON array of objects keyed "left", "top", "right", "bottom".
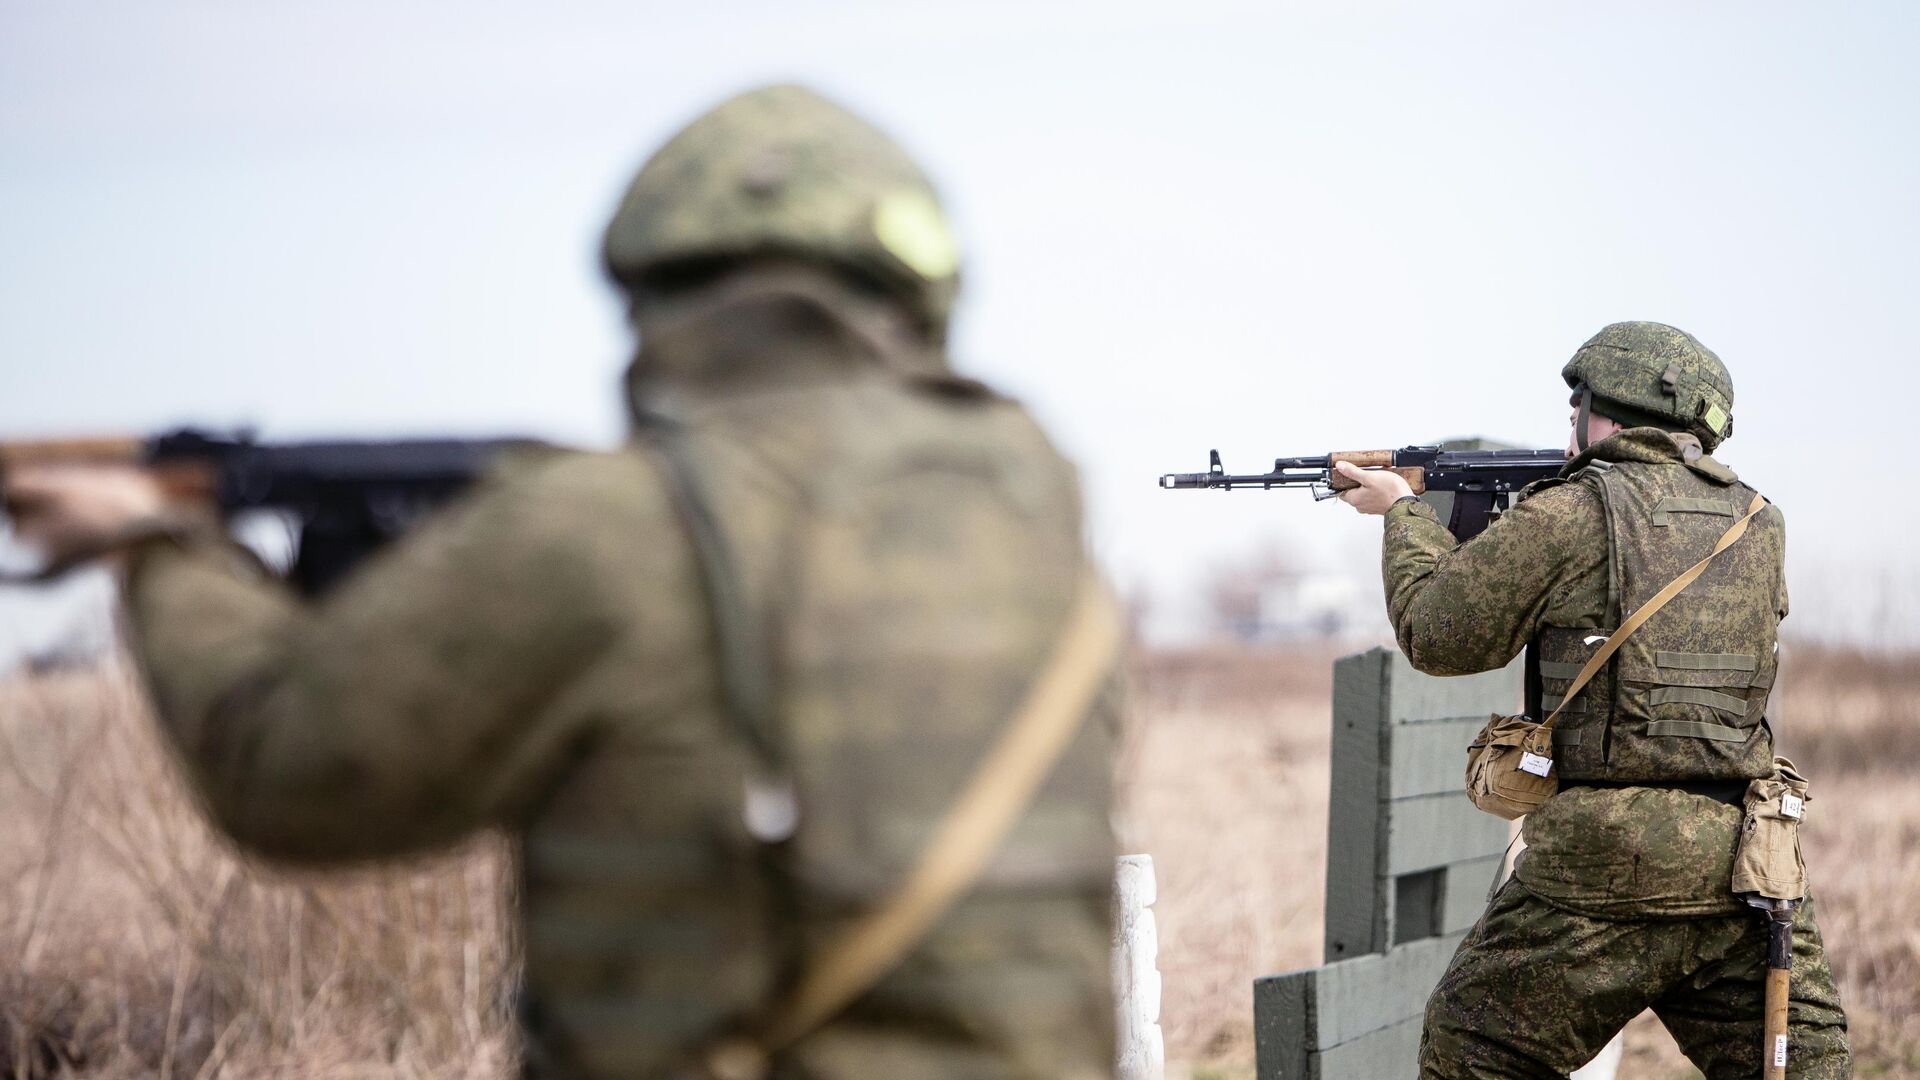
[
  {"left": 1732, "top": 757, "right": 1810, "bottom": 900},
  {"left": 1464, "top": 712, "right": 1559, "bottom": 821}
]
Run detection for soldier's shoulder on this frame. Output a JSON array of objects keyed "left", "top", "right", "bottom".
[
  {"left": 471, "top": 444, "right": 678, "bottom": 542},
  {"left": 1507, "top": 474, "right": 1606, "bottom": 529},
  {"left": 1515, "top": 473, "right": 1600, "bottom": 508}
]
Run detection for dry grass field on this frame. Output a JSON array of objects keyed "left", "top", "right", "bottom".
[
  {"left": 0, "top": 672, "right": 517, "bottom": 1078},
  {"left": 1, "top": 643, "right": 1915, "bottom": 1078}
]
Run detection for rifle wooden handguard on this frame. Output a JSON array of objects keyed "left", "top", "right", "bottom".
[
  {"left": 0, "top": 438, "right": 219, "bottom": 505},
  {"left": 0, "top": 437, "right": 148, "bottom": 468},
  {"left": 1327, "top": 451, "right": 1428, "bottom": 494}
]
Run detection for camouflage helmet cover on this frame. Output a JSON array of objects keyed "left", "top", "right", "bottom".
[
  {"left": 1562, "top": 321, "right": 1736, "bottom": 448},
  {"left": 603, "top": 83, "right": 961, "bottom": 337}
]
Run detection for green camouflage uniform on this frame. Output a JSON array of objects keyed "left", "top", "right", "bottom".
[
  {"left": 1381, "top": 427, "right": 1850, "bottom": 1078},
  {"left": 122, "top": 86, "right": 1119, "bottom": 1080}
]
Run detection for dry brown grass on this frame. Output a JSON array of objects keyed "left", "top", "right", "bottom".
[
  {"left": 1116, "top": 645, "right": 1341, "bottom": 1071},
  {"left": 1, "top": 643, "right": 1914, "bottom": 1078},
  {"left": 0, "top": 670, "right": 516, "bottom": 1078}
]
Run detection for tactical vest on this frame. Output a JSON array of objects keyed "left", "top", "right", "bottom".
[
  {"left": 519, "top": 375, "right": 1118, "bottom": 1080},
  {"left": 1532, "top": 456, "right": 1785, "bottom": 783}
]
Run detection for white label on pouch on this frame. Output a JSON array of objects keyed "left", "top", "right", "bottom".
[
  {"left": 1775, "top": 1034, "right": 1788, "bottom": 1067},
  {"left": 1519, "top": 752, "right": 1554, "bottom": 778},
  {"left": 1781, "top": 793, "right": 1804, "bottom": 820}
]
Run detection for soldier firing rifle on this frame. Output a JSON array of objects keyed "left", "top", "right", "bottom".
[{"left": 1236, "top": 322, "right": 1851, "bottom": 1078}]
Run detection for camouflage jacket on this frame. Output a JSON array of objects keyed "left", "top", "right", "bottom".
[
  {"left": 1380, "top": 428, "right": 1785, "bottom": 918},
  {"left": 124, "top": 276, "right": 1119, "bottom": 1078}
]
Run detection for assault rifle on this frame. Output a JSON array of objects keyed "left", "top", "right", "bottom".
[
  {"left": 0, "top": 429, "right": 546, "bottom": 596},
  {"left": 1158, "top": 446, "right": 1568, "bottom": 540}
]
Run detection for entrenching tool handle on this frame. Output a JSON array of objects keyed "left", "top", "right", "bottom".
[
  {"left": 1763, "top": 906, "right": 1794, "bottom": 1080},
  {"left": 1324, "top": 451, "right": 1428, "bottom": 495}
]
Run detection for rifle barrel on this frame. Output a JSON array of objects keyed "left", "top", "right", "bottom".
[{"left": 1158, "top": 471, "right": 1323, "bottom": 489}]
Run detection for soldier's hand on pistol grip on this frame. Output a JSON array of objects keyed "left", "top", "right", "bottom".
[
  {"left": 2, "top": 464, "right": 168, "bottom": 565},
  {"left": 1333, "top": 460, "right": 1416, "bottom": 515}
]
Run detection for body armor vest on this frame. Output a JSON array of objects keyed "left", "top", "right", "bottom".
[
  {"left": 1532, "top": 455, "right": 1785, "bottom": 783},
  {"left": 519, "top": 375, "right": 1117, "bottom": 1079}
]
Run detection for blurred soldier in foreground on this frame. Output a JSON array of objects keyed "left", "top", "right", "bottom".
[
  {"left": 6, "top": 85, "right": 1120, "bottom": 1079},
  {"left": 1334, "top": 323, "right": 1851, "bottom": 1078}
]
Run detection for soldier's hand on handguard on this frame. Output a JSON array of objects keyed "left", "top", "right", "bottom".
[
  {"left": 2, "top": 464, "right": 169, "bottom": 567},
  {"left": 1333, "top": 460, "right": 1416, "bottom": 516}
]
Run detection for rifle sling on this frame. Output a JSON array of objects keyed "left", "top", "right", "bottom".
[{"left": 709, "top": 573, "right": 1121, "bottom": 1074}]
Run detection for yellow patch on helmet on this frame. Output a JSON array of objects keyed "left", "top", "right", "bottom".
[
  {"left": 873, "top": 190, "right": 958, "bottom": 281},
  {"left": 1703, "top": 402, "right": 1729, "bottom": 435}
]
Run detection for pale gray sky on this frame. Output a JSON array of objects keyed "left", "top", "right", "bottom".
[{"left": 4, "top": 1, "right": 1917, "bottom": 663}]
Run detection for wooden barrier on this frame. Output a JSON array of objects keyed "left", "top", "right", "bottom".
[
  {"left": 1252, "top": 647, "right": 1624, "bottom": 1079},
  {"left": 1253, "top": 647, "right": 1516, "bottom": 1078}
]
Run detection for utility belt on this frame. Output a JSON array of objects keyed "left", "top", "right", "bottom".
[{"left": 1561, "top": 778, "right": 1748, "bottom": 806}]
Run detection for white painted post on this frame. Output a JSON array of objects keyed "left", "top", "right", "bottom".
[
  {"left": 1113, "top": 854, "right": 1165, "bottom": 1080},
  {"left": 1569, "top": 1034, "right": 1624, "bottom": 1080}
]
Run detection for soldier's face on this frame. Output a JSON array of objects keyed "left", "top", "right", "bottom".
[{"left": 1567, "top": 395, "right": 1624, "bottom": 455}]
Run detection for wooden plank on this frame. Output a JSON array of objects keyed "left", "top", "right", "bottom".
[
  {"left": 1316, "top": 1014, "right": 1424, "bottom": 1080},
  {"left": 1255, "top": 937, "right": 1464, "bottom": 1075},
  {"left": 1253, "top": 969, "right": 1317, "bottom": 1080},
  {"left": 1312, "top": 932, "right": 1464, "bottom": 1048},
  {"left": 1386, "top": 792, "right": 1508, "bottom": 876},
  {"left": 1324, "top": 649, "right": 1389, "bottom": 962},
  {"left": 1386, "top": 651, "right": 1524, "bottom": 725},
  {"left": 1388, "top": 717, "right": 1484, "bottom": 798}
]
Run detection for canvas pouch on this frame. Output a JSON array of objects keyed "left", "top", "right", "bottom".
[
  {"left": 1731, "top": 757, "right": 1810, "bottom": 900},
  {"left": 1465, "top": 712, "right": 1559, "bottom": 820}
]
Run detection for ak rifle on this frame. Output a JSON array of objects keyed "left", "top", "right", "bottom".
[
  {"left": 0, "top": 429, "right": 546, "bottom": 596},
  {"left": 1158, "top": 446, "right": 1568, "bottom": 540}
]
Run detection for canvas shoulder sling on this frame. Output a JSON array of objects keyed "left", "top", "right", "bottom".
[
  {"left": 1465, "top": 490, "right": 1769, "bottom": 820},
  {"left": 700, "top": 574, "right": 1123, "bottom": 1080}
]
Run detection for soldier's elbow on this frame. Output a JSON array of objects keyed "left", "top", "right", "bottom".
[
  {"left": 204, "top": 795, "right": 442, "bottom": 865},
  {"left": 1397, "top": 626, "right": 1484, "bottom": 678},
  {"left": 195, "top": 792, "right": 356, "bottom": 865},
  {"left": 1403, "top": 646, "right": 1472, "bottom": 678},
  {"left": 194, "top": 756, "right": 448, "bottom": 865}
]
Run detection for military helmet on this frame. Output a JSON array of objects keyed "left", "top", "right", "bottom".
[
  {"left": 603, "top": 84, "right": 961, "bottom": 340},
  {"left": 1562, "top": 321, "right": 1735, "bottom": 449}
]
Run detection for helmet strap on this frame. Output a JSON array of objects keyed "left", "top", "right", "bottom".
[{"left": 1575, "top": 384, "right": 1594, "bottom": 453}]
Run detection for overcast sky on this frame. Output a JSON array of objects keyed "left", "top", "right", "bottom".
[{"left": 3, "top": 1, "right": 1917, "bottom": 663}]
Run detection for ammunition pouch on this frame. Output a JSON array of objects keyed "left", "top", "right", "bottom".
[
  {"left": 1465, "top": 713, "right": 1559, "bottom": 820},
  {"left": 1732, "top": 757, "right": 1810, "bottom": 901}
]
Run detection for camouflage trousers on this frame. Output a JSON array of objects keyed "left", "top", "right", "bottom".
[{"left": 1418, "top": 881, "right": 1850, "bottom": 1079}]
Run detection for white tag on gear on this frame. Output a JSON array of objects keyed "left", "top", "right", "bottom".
[
  {"left": 742, "top": 774, "right": 800, "bottom": 843},
  {"left": 1781, "top": 793, "right": 1805, "bottom": 820},
  {"left": 1774, "top": 1034, "right": 1788, "bottom": 1067},
  {"left": 1519, "top": 752, "right": 1554, "bottom": 778}
]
